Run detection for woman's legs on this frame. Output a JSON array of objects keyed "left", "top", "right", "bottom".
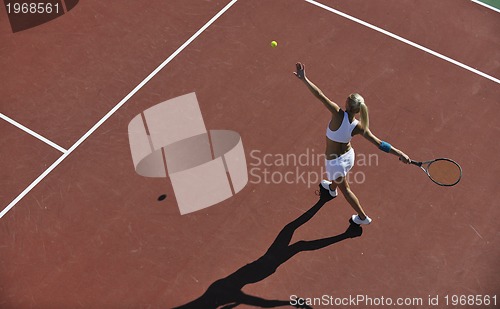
[{"left": 329, "top": 177, "right": 368, "bottom": 220}]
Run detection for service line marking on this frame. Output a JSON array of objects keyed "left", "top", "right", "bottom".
[{"left": 0, "top": 113, "right": 67, "bottom": 153}]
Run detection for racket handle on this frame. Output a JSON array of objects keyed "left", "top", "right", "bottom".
[{"left": 410, "top": 160, "right": 422, "bottom": 166}]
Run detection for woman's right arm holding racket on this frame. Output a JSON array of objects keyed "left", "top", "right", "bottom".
[{"left": 362, "top": 128, "right": 411, "bottom": 164}]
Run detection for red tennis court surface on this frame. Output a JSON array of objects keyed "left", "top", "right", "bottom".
[{"left": 1, "top": 0, "right": 499, "bottom": 308}]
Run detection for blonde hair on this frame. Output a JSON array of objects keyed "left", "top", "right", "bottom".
[{"left": 348, "top": 93, "right": 369, "bottom": 130}]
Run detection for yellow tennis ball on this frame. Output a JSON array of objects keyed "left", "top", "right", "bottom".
[{"left": 271, "top": 40, "right": 278, "bottom": 48}]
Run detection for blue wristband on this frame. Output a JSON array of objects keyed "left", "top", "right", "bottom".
[{"left": 379, "top": 141, "right": 392, "bottom": 153}]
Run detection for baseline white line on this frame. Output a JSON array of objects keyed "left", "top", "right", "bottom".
[
  {"left": 305, "top": 0, "right": 500, "bottom": 85},
  {"left": 0, "top": 0, "right": 239, "bottom": 219},
  {"left": 470, "top": 0, "right": 500, "bottom": 13},
  {"left": 0, "top": 113, "right": 67, "bottom": 153}
]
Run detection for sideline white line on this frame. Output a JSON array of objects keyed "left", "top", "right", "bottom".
[
  {"left": 305, "top": 0, "right": 500, "bottom": 85},
  {"left": 0, "top": 113, "right": 67, "bottom": 153},
  {"left": 470, "top": 0, "right": 500, "bottom": 13},
  {"left": 0, "top": 0, "right": 239, "bottom": 219}
]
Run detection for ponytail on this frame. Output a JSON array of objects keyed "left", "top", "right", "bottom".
[
  {"left": 348, "top": 93, "right": 369, "bottom": 131},
  {"left": 359, "top": 102, "right": 369, "bottom": 131}
]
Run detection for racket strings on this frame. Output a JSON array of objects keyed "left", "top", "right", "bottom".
[{"left": 427, "top": 160, "right": 461, "bottom": 186}]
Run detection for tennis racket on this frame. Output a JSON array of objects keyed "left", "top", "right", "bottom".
[{"left": 410, "top": 158, "right": 462, "bottom": 186}]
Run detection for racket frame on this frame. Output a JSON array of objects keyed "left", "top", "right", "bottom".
[{"left": 410, "top": 158, "right": 462, "bottom": 186}]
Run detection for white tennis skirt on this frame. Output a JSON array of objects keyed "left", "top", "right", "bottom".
[{"left": 325, "top": 148, "right": 355, "bottom": 180}]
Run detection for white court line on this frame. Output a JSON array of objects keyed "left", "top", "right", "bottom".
[
  {"left": 305, "top": 0, "right": 500, "bottom": 85},
  {"left": 0, "top": 113, "right": 67, "bottom": 153},
  {"left": 470, "top": 0, "right": 500, "bottom": 13},
  {"left": 0, "top": 0, "right": 239, "bottom": 219}
]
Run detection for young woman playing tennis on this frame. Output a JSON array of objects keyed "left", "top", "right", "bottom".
[{"left": 294, "top": 62, "right": 411, "bottom": 225}]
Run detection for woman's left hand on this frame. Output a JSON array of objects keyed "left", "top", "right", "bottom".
[{"left": 293, "top": 62, "right": 306, "bottom": 80}]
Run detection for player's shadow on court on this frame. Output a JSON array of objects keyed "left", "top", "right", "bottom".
[{"left": 174, "top": 194, "right": 363, "bottom": 309}]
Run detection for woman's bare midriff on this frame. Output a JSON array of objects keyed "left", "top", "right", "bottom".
[{"left": 325, "top": 137, "right": 351, "bottom": 160}]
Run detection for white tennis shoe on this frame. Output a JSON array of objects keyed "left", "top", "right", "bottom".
[
  {"left": 320, "top": 180, "right": 338, "bottom": 197},
  {"left": 351, "top": 215, "right": 372, "bottom": 225}
]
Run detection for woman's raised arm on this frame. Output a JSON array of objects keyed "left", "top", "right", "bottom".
[{"left": 294, "top": 62, "right": 340, "bottom": 114}]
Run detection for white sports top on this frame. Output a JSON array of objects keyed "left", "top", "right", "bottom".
[{"left": 326, "top": 111, "right": 359, "bottom": 143}]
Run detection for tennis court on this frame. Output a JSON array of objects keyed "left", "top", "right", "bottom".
[{"left": 1, "top": 0, "right": 499, "bottom": 308}]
